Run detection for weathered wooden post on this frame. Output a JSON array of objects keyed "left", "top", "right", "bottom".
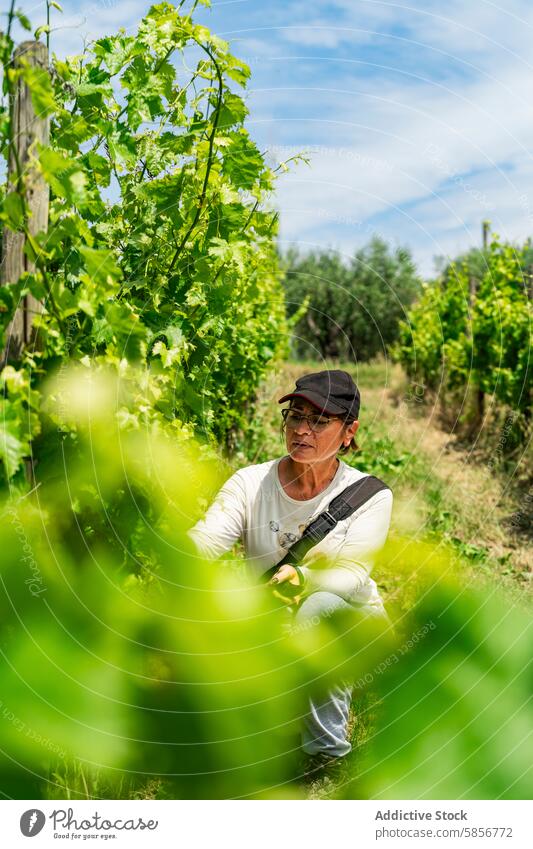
[
  {"left": 471, "top": 220, "right": 492, "bottom": 432},
  {"left": 482, "top": 219, "right": 490, "bottom": 250},
  {"left": 1, "top": 40, "right": 49, "bottom": 363}
]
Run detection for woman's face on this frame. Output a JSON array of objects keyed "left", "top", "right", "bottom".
[{"left": 284, "top": 400, "right": 359, "bottom": 464}]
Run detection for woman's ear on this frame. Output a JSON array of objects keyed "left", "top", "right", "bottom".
[{"left": 344, "top": 420, "right": 359, "bottom": 447}]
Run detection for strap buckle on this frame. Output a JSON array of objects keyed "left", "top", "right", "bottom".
[
  {"left": 304, "top": 509, "right": 337, "bottom": 542},
  {"left": 322, "top": 510, "right": 337, "bottom": 527}
]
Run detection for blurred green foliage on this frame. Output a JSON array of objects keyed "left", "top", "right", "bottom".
[
  {"left": 351, "top": 553, "right": 533, "bottom": 799},
  {"left": 0, "top": 366, "right": 396, "bottom": 799}
]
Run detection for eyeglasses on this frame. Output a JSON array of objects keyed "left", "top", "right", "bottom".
[{"left": 281, "top": 408, "right": 337, "bottom": 432}]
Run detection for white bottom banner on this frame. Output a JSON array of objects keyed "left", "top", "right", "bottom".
[{"left": 2, "top": 799, "right": 530, "bottom": 848}]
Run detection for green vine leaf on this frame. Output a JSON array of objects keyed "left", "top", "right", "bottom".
[
  {"left": 19, "top": 61, "right": 57, "bottom": 116},
  {"left": 0, "top": 416, "right": 26, "bottom": 478},
  {"left": 38, "top": 147, "right": 88, "bottom": 207},
  {"left": 34, "top": 24, "right": 51, "bottom": 40},
  {"left": 14, "top": 9, "right": 32, "bottom": 31},
  {"left": 1, "top": 192, "right": 25, "bottom": 230}
]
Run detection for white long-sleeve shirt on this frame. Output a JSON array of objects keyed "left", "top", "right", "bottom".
[{"left": 188, "top": 457, "right": 393, "bottom": 609}]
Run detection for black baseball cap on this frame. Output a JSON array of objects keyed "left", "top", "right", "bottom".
[{"left": 278, "top": 369, "right": 360, "bottom": 419}]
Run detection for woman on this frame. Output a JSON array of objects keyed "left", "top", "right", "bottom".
[{"left": 188, "top": 369, "right": 393, "bottom": 776}]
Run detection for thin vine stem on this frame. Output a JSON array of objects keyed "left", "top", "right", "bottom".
[
  {"left": 167, "top": 43, "right": 224, "bottom": 274},
  {"left": 6, "top": 0, "right": 16, "bottom": 41}
]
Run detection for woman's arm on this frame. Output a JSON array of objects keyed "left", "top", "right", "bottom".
[
  {"left": 187, "top": 470, "right": 247, "bottom": 560},
  {"left": 297, "top": 489, "right": 393, "bottom": 600}
]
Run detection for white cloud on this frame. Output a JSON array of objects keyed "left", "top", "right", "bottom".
[
  {"left": 25, "top": 0, "right": 150, "bottom": 57},
  {"left": 245, "top": 0, "right": 533, "bottom": 272},
  {"left": 278, "top": 0, "right": 533, "bottom": 64},
  {"left": 13, "top": 0, "right": 533, "bottom": 274}
]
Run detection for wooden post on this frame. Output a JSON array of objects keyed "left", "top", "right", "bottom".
[
  {"left": 469, "top": 220, "right": 491, "bottom": 437},
  {"left": 469, "top": 275, "right": 477, "bottom": 306},
  {"left": 1, "top": 40, "right": 50, "bottom": 363},
  {"left": 482, "top": 219, "right": 490, "bottom": 250}
]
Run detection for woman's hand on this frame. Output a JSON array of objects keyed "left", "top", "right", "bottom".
[
  {"left": 269, "top": 564, "right": 300, "bottom": 587},
  {"left": 269, "top": 564, "right": 304, "bottom": 605}
]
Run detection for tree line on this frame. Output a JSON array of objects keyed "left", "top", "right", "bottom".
[{"left": 282, "top": 237, "right": 421, "bottom": 362}]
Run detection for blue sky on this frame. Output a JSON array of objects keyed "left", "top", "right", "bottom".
[{"left": 11, "top": 0, "right": 533, "bottom": 274}]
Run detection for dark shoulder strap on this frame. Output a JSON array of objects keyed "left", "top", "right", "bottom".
[{"left": 262, "top": 474, "right": 390, "bottom": 583}]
